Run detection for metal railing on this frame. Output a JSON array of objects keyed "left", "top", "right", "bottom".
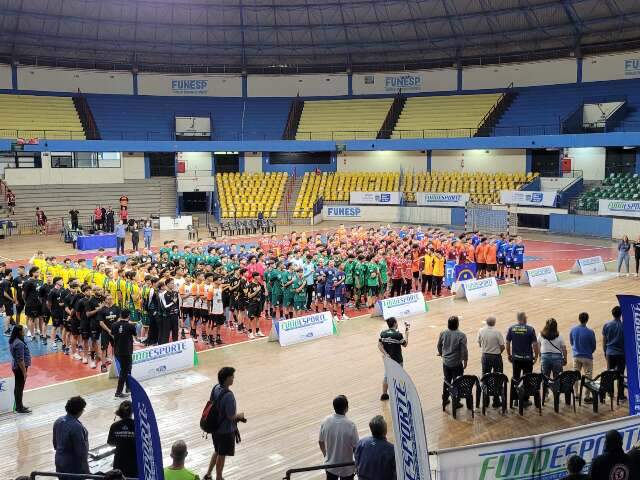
[
  {"left": 284, "top": 462, "right": 355, "bottom": 480},
  {"left": 30, "top": 472, "right": 136, "bottom": 480}
]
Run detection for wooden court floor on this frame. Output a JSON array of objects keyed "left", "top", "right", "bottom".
[{"left": 3, "top": 266, "right": 635, "bottom": 479}]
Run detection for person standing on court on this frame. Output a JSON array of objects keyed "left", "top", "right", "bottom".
[
  {"left": 378, "top": 316, "right": 409, "bottom": 401},
  {"left": 477, "top": 316, "right": 505, "bottom": 375},
  {"left": 569, "top": 312, "right": 596, "bottom": 404},
  {"left": 53, "top": 396, "right": 89, "bottom": 477},
  {"left": 590, "top": 430, "right": 633, "bottom": 480},
  {"left": 106, "top": 207, "right": 115, "bottom": 233},
  {"left": 115, "top": 220, "right": 126, "bottom": 256},
  {"left": 9, "top": 325, "right": 31, "bottom": 414},
  {"left": 537, "top": 318, "right": 567, "bottom": 380},
  {"left": 318, "top": 395, "right": 359, "bottom": 480},
  {"left": 107, "top": 400, "right": 138, "bottom": 478},
  {"left": 617, "top": 235, "right": 631, "bottom": 276},
  {"left": 111, "top": 310, "right": 137, "bottom": 399},
  {"left": 159, "top": 278, "right": 180, "bottom": 344},
  {"left": 438, "top": 315, "right": 468, "bottom": 409},
  {"left": 354, "top": 415, "right": 396, "bottom": 480},
  {"left": 506, "top": 311, "right": 539, "bottom": 380},
  {"left": 204, "top": 367, "right": 246, "bottom": 480},
  {"left": 602, "top": 306, "right": 627, "bottom": 401},
  {"left": 143, "top": 221, "right": 153, "bottom": 250}
]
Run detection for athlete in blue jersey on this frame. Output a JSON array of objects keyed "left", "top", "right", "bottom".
[
  {"left": 471, "top": 232, "right": 481, "bottom": 247},
  {"left": 505, "top": 239, "right": 516, "bottom": 280},
  {"left": 333, "top": 264, "right": 348, "bottom": 321},
  {"left": 496, "top": 235, "right": 508, "bottom": 280},
  {"left": 512, "top": 237, "right": 525, "bottom": 283},
  {"left": 324, "top": 261, "right": 337, "bottom": 304},
  {"left": 314, "top": 262, "right": 327, "bottom": 313}
]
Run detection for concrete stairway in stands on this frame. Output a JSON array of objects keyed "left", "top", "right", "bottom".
[
  {"left": 7, "top": 178, "right": 177, "bottom": 224},
  {"left": 276, "top": 175, "right": 305, "bottom": 225}
]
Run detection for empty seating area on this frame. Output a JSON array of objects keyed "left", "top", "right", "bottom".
[
  {"left": 217, "top": 172, "right": 287, "bottom": 219},
  {"left": 295, "top": 98, "right": 393, "bottom": 140},
  {"left": 0, "top": 94, "right": 85, "bottom": 140},
  {"left": 402, "top": 172, "right": 535, "bottom": 204},
  {"left": 576, "top": 172, "right": 640, "bottom": 211},
  {"left": 392, "top": 94, "right": 501, "bottom": 138}
]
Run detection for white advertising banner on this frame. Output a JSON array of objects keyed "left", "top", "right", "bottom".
[
  {"left": 0, "top": 377, "right": 15, "bottom": 414},
  {"left": 137, "top": 73, "right": 242, "bottom": 97},
  {"left": 416, "top": 193, "right": 469, "bottom": 207},
  {"left": 521, "top": 265, "right": 558, "bottom": 287},
  {"left": 350, "top": 191, "right": 403, "bottom": 205},
  {"left": 436, "top": 415, "right": 640, "bottom": 480},
  {"left": 571, "top": 256, "right": 606, "bottom": 275},
  {"left": 159, "top": 216, "right": 193, "bottom": 230},
  {"left": 598, "top": 199, "right": 640, "bottom": 218},
  {"left": 384, "top": 357, "right": 432, "bottom": 480},
  {"left": 500, "top": 190, "right": 557, "bottom": 207},
  {"left": 113, "top": 339, "right": 197, "bottom": 382},
  {"left": 375, "top": 292, "right": 428, "bottom": 320},
  {"left": 456, "top": 277, "right": 500, "bottom": 302},
  {"left": 277, "top": 311, "right": 336, "bottom": 347}
]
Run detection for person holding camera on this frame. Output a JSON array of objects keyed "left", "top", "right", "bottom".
[
  {"left": 378, "top": 317, "right": 409, "bottom": 401},
  {"left": 204, "top": 367, "right": 246, "bottom": 480}
]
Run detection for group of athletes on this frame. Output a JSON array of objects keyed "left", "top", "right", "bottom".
[{"left": 0, "top": 224, "right": 526, "bottom": 373}]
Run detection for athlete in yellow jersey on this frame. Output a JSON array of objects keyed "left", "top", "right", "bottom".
[
  {"left": 116, "top": 271, "right": 128, "bottom": 307},
  {"left": 103, "top": 270, "right": 118, "bottom": 303}
]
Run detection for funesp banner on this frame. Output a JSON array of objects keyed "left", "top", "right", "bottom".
[
  {"left": 500, "top": 190, "right": 557, "bottom": 207},
  {"left": 113, "top": 339, "right": 198, "bottom": 381},
  {"left": 617, "top": 294, "right": 640, "bottom": 415},
  {"left": 571, "top": 256, "right": 606, "bottom": 275},
  {"left": 416, "top": 193, "right": 470, "bottom": 207},
  {"left": 599, "top": 199, "right": 640, "bottom": 218},
  {"left": 276, "top": 311, "right": 336, "bottom": 347},
  {"left": 436, "top": 416, "right": 640, "bottom": 480},
  {"left": 383, "top": 357, "right": 432, "bottom": 480},
  {"left": 349, "top": 191, "right": 403, "bottom": 205},
  {"left": 375, "top": 292, "right": 428, "bottom": 320},
  {"left": 129, "top": 375, "right": 164, "bottom": 480},
  {"left": 521, "top": 265, "right": 558, "bottom": 287},
  {"left": 456, "top": 277, "right": 500, "bottom": 302}
]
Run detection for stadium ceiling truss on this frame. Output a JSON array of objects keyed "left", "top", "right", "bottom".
[{"left": 0, "top": 0, "right": 639, "bottom": 72}]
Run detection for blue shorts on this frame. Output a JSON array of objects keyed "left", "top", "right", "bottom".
[
  {"left": 334, "top": 290, "right": 347, "bottom": 304},
  {"left": 325, "top": 290, "right": 335, "bottom": 301},
  {"left": 497, "top": 257, "right": 505, "bottom": 265},
  {"left": 315, "top": 284, "right": 326, "bottom": 298}
]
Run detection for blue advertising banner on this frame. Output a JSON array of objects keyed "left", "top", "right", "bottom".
[
  {"left": 454, "top": 263, "right": 477, "bottom": 283},
  {"left": 444, "top": 260, "right": 457, "bottom": 287},
  {"left": 616, "top": 295, "right": 640, "bottom": 415},
  {"left": 129, "top": 375, "right": 165, "bottom": 480}
]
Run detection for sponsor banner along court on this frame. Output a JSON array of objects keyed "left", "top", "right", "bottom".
[
  {"left": 521, "top": 265, "right": 558, "bottom": 287},
  {"left": 349, "top": 191, "right": 403, "bottom": 205},
  {"left": 617, "top": 295, "right": 640, "bottom": 415},
  {"left": 375, "top": 292, "right": 428, "bottom": 320},
  {"left": 599, "top": 199, "right": 640, "bottom": 218},
  {"left": 416, "top": 192, "right": 469, "bottom": 207},
  {"left": 276, "top": 311, "right": 337, "bottom": 347},
  {"left": 500, "top": 190, "right": 557, "bottom": 207},
  {"left": 456, "top": 277, "right": 500, "bottom": 302},
  {"left": 571, "top": 256, "right": 606, "bottom": 275},
  {"left": 112, "top": 339, "right": 198, "bottom": 382}
]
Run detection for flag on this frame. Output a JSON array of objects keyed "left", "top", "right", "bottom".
[
  {"left": 129, "top": 375, "right": 165, "bottom": 480},
  {"left": 616, "top": 295, "right": 640, "bottom": 415},
  {"left": 384, "top": 357, "right": 432, "bottom": 480}
]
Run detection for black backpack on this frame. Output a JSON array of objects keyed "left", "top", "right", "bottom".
[{"left": 200, "top": 386, "right": 230, "bottom": 434}]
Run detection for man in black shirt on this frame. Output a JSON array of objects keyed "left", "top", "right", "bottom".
[
  {"left": 590, "top": 430, "right": 633, "bottom": 480},
  {"left": 1, "top": 269, "right": 16, "bottom": 335},
  {"left": 22, "top": 266, "right": 42, "bottom": 342},
  {"left": 81, "top": 287, "right": 101, "bottom": 369},
  {"left": 111, "top": 310, "right": 137, "bottom": 398},
  {"left": 69, "top": 209, "right": 80, "bottom": 230},
  {"left": 98, "top": 294, "right": 120, "bottom": 373},
  {"left": 38, "top": 275, "right": 53, "bottom": 346},
  {"left": 13, "top": 266, "right": 27, "bottom": 335},
  {"left": 246, "top": 272, "right": 264, "bottom": 339},
  {"left": 377, "top": 316, "right": 409, "bottom": 401},
  {"left": 47, "top": 277, "right": 66, "bottom": 351},
  {"left": 107, "top": 400, "right": 138, "bottom": 478}
]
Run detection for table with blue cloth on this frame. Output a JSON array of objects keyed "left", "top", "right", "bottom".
[{"left": 76, "top": 234, "right": 117, "bottom": 251}]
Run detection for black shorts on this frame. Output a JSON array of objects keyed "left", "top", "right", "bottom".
[
  {"left": 486, "top": 264, "right": 497, "bottom": 272},
  {"left": 70, "top": 318, "right": 81, "bottom": 336},
  {"left": 52, "top": 314, "right": 64, "bottom": 328},
  {"left": 477, "top": 263, "right": 486, "bottom": 272},
  {"left": 513, "top": 262, "right": 523, "bottom": 270},
  {"left": 41, "top": 307, "right": 51, "bottom": 323},
  {"left": 25, "top": 303, "right": 41, "bottom": 318},
  {"left": 497, "top": 257, "right": 505, "bottom": 265},
  {"left": 212, "top": 432, "right": 236, "bottom": 456},
  {"left": 16, "top": 303, "right": 24, "bottom": 315},
  {"left": 181, "top": 307, "right": 193, "bottom": 318},
  {"left": 367, "top": 286, "right": 379, "bottom": 297},
  {"left": 247, "top": 303, "right": 261, "bottom": 319},
  {"left": 412, "top": 272, "right": 420, "bottom": 279},
  {"left": 210, "top": 314, "right": 225, "bottom": 326},
  {"left": 196, "top": 308, "right": 208, "bottom": 320},
  {"left": 101, "top": 333, "right": 113, "bottom": 351},
  {"left": 3, "top": 302, "right": 14, "bottom": 316}
]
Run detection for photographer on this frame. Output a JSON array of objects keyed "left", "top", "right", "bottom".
[
  {"left": 111, "top": 310, "right": 137, "bottom": 399},
  {"left": 204, "top": 367, "right": 246, "bottom": 480},
  {"left": 377, "top": 317, "right": 409, "bottom": 401},
  {"left": 98, "top": 294, "right": 120, "bottom": 373}
]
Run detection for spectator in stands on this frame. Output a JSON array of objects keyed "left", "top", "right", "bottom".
[
  {"left": 69, "top": 208, "right": 79, "bottom": 230},
  {"left": 106, "top": 207, "right": 115, "bottom": 232},
  {"left": 107, "top": 400, "right": 137, "bottom": 478},
  {"left": 602, "top": 306, "right": 626, "bottom": 401},
  {"left": 204, "top": 367, "right": 246, "bottom": 480},
  {"left": 438, "top": 315, "right": 468, "bottom": 409},
  {"left": 165, "top": 440, "right": 200, "bottom": 480},
  {"left": 7, "top": 189, "right": 15, "bottom": 215},
  {"left": 53, "top": 396, "right": 89, "bottom": 477},
  {"left": 617, "top": 236, "right": 631, "bottom": 276},
  {"left": 94, "top": 205, "right": 103, "bottom": 231},
  {"left": 35, "top": 207, "right": 47, "bottom": 235},
  {"left": 590, "top": 430, "right": 632, "bottom": 480},
  {"left": 569, "top": 312, "right": 596, "bottom": 404},
  {"left": 143, "top": 221, "right": 153, "bottom": 249},
  {"left": 354, "top": 415, "right": 395, "bottom": 480},
  {"left": 506, "top": 312, "right": 538, "bottom": 380},
  {"left": 115, "top": 220, "right": 127, "bottom": 256},
  {"left": 9, "top": 325, "right": 31, "bottom": 414},
  {"left": 537, "top": 318, "right": 567, "bottom": 379},
  {"left": 318, "top": 395, "right": 359, "bottom": 480},
  {"left": 560, "top": 455, "right": 589, "bottom": 480}
]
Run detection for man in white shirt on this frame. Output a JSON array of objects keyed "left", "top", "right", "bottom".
[
  {"left": 477, "top": 316, "right": 505, "bottom": 375},
  {"left": 318, "top": 395, "right": 359, "bottom": 480}
]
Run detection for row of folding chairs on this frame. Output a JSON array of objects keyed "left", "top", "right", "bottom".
[
  {"left": 212, "top": 219, "right": 276, "bottom": 237},
  {"left": 444, "top": 369, "right": 626, "bottom": 419}
]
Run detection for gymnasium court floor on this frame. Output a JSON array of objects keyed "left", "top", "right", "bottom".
[{"left": 0, "top": 224, "right": 632, "bottom": 479}]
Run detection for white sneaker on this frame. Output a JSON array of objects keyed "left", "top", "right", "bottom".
[
  {"left": 248, "top": 332, "right": 255, "bottom": 339},
  {"left": 51, "top": 344, "right": 57, "bottom": 351},
  {"left": 256, "top": 331, "right": 266, "bottom": 337},
  {"left": 333, "top": 315, "right": 340, "bottom": 323},
  {"left": 26, "top": 330, "right": 32, "bottom": 338},
  {"left": 341, "top": 314, "right": 349, "bottom": 321},
  {"left": 73, "top": 353, "right": 82, "bottom": 361},
  {"left": 90, "top": 360, "right": 96, "bottom": 369},
  {"left": 82, "top": 357, "right": 88, "bottom": 365}
]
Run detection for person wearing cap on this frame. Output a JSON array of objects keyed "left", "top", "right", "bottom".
[
  {"left": 589, "top": 430, "right": 633, "bottom": 480},
  {"left": 560, "top": 455, "right": 589, "bottom": 480},
  {"left": 107, "top": 400, "right": 137, "bottom": 478}
]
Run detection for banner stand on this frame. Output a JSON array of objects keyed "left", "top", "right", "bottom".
[
  {"left": 375, "top": 292, "right": 428, "bottom": 320},
  {"left": 455, "top": 277, "right": 500, "bottom": 302},
  {"left": 520, "top": 265, "right": 559, "bottom": 287},
  {"left": 571, "top": 256, "right": 606, "bottom": 275}
]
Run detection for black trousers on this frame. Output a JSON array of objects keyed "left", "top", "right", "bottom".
[
  {"left": 481, "top": 353, "right": 504, "bottom": 376},
  {"left": 158, "top": 314, "right": 179, "bottom": 344},
  {"left": 106, "top": 218, "right": 115, "bottom": 232},
  {"left": 147, "top": 312, "right": 159, "bottom": 345},
  {"left": 421, "top": 274, "right": 432, "bottom": 293},
  {"left": 306, "top": 285, "right": 314, "bottom": 310},
  {"left": 13, "top": 368, "right": 26, "bottom": 410},
  {"left": 607, "top": 354, "right": 627, "bottom": 399},
  {"left": 431, "top": 276, "right": 443, "bottom": 296},
  {"left": 442, "top": 363, "right": 464, "bottom": 401},
  {"left": 326, "top": 473, "right": 354, "bottom": 480},
  {"left": 512, "top": 358, "right": 533, "bottom": 380},
  {"left": 116, "top": 355, "right": 132, "bottom": 395},
  {"left": 116, "top": 237, "right": 125, "bottom": 255},
  {"left": 71, "top": 219, "right": 78, "bottom": 230},
  {"left": 401, "top": 279, "right": 412, "bottom": 295},
  {"left": 390, "top": 279, "right": 403, "bottom": 297}
]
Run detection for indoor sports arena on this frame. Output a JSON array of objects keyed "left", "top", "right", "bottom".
[{"left": 1, "top": 1, "right": 640, "bottom": 480}]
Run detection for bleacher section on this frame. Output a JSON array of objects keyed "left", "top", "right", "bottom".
[
  {"left": 0, "top": 94, "right": 85, "bottom": 140},
  {"left": 8, "top": 178, "right": 177, "bottom": 224},
  {"left": 86, "top": 95, "right": 291, "bottom": 140},
  {"left": 295, "top": 99, "right": 393, "bottom": 140},
  {"left": 392, "top": 94, "right": 501, "bottom": 138},
  {"left": 294, "top": 171, "right": 535, "bottom": 217},
  {"left": 496, "top": 79, "right": 640, "bottom": 134},
  {"left": 576, "top": 172, "right": 640, "bottom": 212},
  {"left": 217, "top": 172, "right": 287, "bottom": 219}
]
